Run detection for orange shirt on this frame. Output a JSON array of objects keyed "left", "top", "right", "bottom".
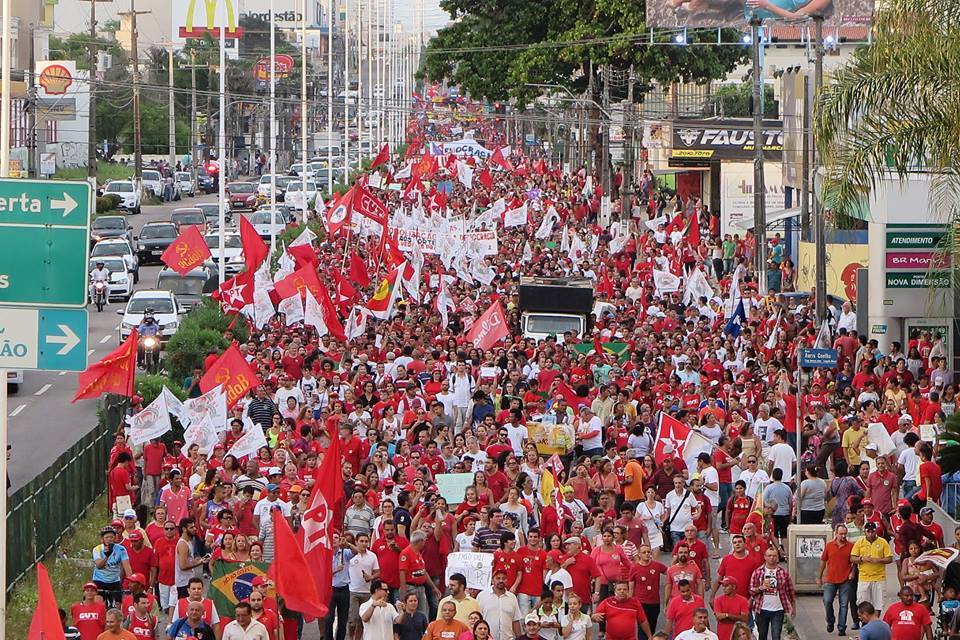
[
  {"left": 424, "top": 619, "right": 468, "bottom": 640},
  {"left": 820, "top": 540, "right": 854, "bottom": 584},
  {"left": 623, "top": 461, "right": 645, "bottom": 502}
]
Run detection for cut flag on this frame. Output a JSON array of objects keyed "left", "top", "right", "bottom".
[
  {"left": 369, "top": 142, "right": 390, "bottom": 169},
  {"left": 489, "top": 146, "right": 513, "bottom": 171},
  {"left": 200, "top": 343, "right": 260, "bottom": 408},
  {"left": 73, "top": 329, "right": 137, "bottom": 402},
  {"left": 654, "top": 413, "right": 690, "bottom": 465},
  {"left": 239, "top": 215, "right": 269, "bottom": 273},
  {"left": 325, "top": 187, "right": 354, "bottom": 237},
  {"left": 353, "top": 182, "right": 390, "bottom": 226},
  {"left": 366, "top": 261, "right": 405, "bottom": 320},
  {"left": 161, "top": 224, "right": 211, "bottom": 276},
  {"left": 465, "top": 299, "right": 509, "bottom": 350},
  {"left": 28, "top": 563, "right": 65, "bottom": 640},
  {"left": 213, "top": 270, "right": 254, "bottom": 314}
]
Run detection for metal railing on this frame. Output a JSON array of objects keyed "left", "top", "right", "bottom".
[{"left": 942, "top": 482, "right": 960, "bottom": 521}]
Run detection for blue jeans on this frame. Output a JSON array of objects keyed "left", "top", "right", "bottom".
[
  {"left": 670, "top": 530, "right": 685, "bottom": 545},
  {"left": 757, "top": 609, "right": 785, "bottom": 640},
  {"left": 903, "top": 480, "right": 918, "bottom": 500},
  {"left": 719, "top": 483, "right": 733, "bottom": 526},
  {"left": 823, "top": 581, "right": 851, "bottom": 631}
]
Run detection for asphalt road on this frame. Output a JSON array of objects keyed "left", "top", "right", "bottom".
[{"left": 6, "top": 190, "right": 223, "bottom": 492}]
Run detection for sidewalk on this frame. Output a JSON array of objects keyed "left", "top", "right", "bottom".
[{"left": 792, "top": 570, "right": 903, "bottom": 639}]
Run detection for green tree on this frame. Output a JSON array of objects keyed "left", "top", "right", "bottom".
[
  {"left": 422, "top": 1, "right": 748, "bottom": 104},
  {"left": 815, "top": 0, "right": 960, "bottom": 224},
  {"left": 710, "top": 83, "right": 777, "bottom": 118}
]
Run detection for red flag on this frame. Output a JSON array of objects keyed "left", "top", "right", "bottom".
[
  {"left": 287, "top": 242, "right": 318, "bottom": 268},
  {"left": 687, "top": 210, "right": 701, "bottom": 247},
  {"left": 402, "top": 175, "right": 424, "bottom": 201},
  {"left": 477, "top": 167, "right": 493, "bottom": 189},
  {"left": 239, "top": 215, "right": 269, "bottom": 273},
  {"left": 593, "top": 335, "right": 608, "bottom": 363},
  {"left": 369, "top": 142, "right": 390, "bottom": 169},
  {"left": 200, "top": 343, "right": 260, "bottom": 408},
  {"left": 269, "top": 509, "right": 327, "bottom": 619},
  {"left": 554, "top": 380, "right": 586, "bottom": 409},
  {"left": 302, "top": 434, "right": 344, "bottom": 616},
  {"left": 490, "top": 146, "right": 513, "bottom": 171},
  {"left": 332, "top": 273, "right": 357, "bottom": 314},
  {"left": 534, "top": 159, "right": 547, "bottom": 175},
  {"left": 465, "top": 300, "right": 509, "bottom": 350},
  {"left": 73, "top": 329, "right": 137, "bottom": 402},
  {"left": 597, "top": 266, "right": 614, "bottom": 299},
  {"left": 353, "top": 182, "right": 390, "bottom": 226},
  {"left": 28, "top": 563, "right": 65, "bottom": 640},
  {"left": 404, "top": 138, "right": 422, "bottom": 159},
  {"left": 213, "top": 270, "right": 254, "bottom": 314},
  {"left": 326, "top": 188, "right": 354, "bottom": 237},
  {"left": 274, "top": 264, "right": 324, "bottom": 301},
  {"left": 349, "top": 252, "right": 371, "bottom": 288},
  {"left": 317, "top": 287, "right": 347, "bottom": 341},
  {"left": 161, "top": 224, "right": 211, "bottom": 276},
  {"left": 654, "top": 413, "right": 690, "bottom": 465},
  {"left": 413, "top": 152, "right": 438, "bottom": 180}
]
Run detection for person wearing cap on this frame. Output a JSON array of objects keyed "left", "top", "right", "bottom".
[
  {"left": 590, "top": 580, "right": 652, "bottom": 640},
  {"left": 851, "top": 520, "right": 893, "bottom": 611},
  {"left": 72, "top": 582, "right": 107, "bottom": 640},
  {"left": 252, "top": 482, "right": 291, "bottom": 532},
  {"left": 477, "top": 568, "right": 523, "bottom": 640},
  {"left": 516, "top": 612, "right": 549, "bottom": 640},
  {"left": 919, "top": 506, "right": 945, "bottom": 548},
  {"left": 120, "top": 529, "right": 155, "bottom": 593},
  {"left": 92, "top": 525, "right": 132, "bottom": 609},
  {"left": 712, "top": 576, "right": 749, "bottom": 640}
]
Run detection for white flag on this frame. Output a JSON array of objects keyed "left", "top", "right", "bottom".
[
  {"left": 184, "top": 385, "right": 229, "bottom": 432},
  {"left": 182, "top": 415, "right": 219, "bottom": 455},
  {"left": 162, "top": 386, "right": 189, "bottom": 427},
  {"left": 535, "top": 206, "right": 559, "bottom": 239},
  {"left": 471, "top": 258, "right": 496, "bottom": 285},
  {"left": 765, "top": 312, "right": 782, "bottom": 350},
  {"left": 345, "top": 306, "right": 369, "bottom": 341},
  {"left": 683, "top": 268, "right": 714, "bottom": 306},
  {"left": 504, "top": 202, "right": 528, "bottom": 228},
  {"left": 455, "top": 160, "right": 473, "bottom": 190},
  {"left": 253, "top": 286, "right": 275, "bottom": 329},
  {"left": 394, "top": 162, "right": 412, "bottom": 180},
  {"left": 227, "top": 418, "right": 268, "bottom": 460},
  {"left": 304, "top": 289, "right": 327, "bottom": 337},
  {"left": 288, "top": 226, "right": 317, "bottom": 247},
  {"left": 560, "top": 226, "right": 570, "bottom": 252},
  {"left": 436, "top": 282, "right": 455, "bottom": 329},
  {"left": 278, "top": 294, "right": 304, "bottom": 325},
  {"left": 568, "top": 232, "right": 586, "bottom": 265},
  {"left": 609, "top": 225, "right": 629, "bottom": 255},
  {"left": 522, "top": 240, "right": 533, "bottom": 263},
  {"left": 126, "top": 393, "right": 173, "bottom": 445},
  {"left": 274, "top": 251, "right": 296, "bottom": 282},
  {"left": 653, "top": 269, "right": 682, "bottom": 296},
  {"left": 582, "top": 175, "right": 594, "bottom": 197},
  {"left": 645, "top": 215, "right": 669, "bottom": 233},
  {"left": 403, "top": 243, "right": 424, "bottom": 302}
]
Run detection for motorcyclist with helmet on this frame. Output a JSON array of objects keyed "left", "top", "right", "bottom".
[{"left": 89, "top": 261, "right": 110, "bottom": 303}]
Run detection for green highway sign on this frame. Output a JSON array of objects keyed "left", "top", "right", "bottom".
[
  {"left": 0, "top": 178, "right": 91, "bottom": 307},
  {"left": 0, "top": 307, "right": 88, "bottom": 371}
]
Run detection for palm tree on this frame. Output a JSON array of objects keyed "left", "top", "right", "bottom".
[{"left": 815, "top": 0, "right": 960, "bottom": 225}]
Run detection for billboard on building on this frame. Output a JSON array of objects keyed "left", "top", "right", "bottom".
[
  {"left": 173, "top": 0, "right": 313, "bottom": 44},
  {"left": 645, "top": 0, "right": 873, "bottom": 28},
  {"left": 671, "top": 119, "right": 783, "bottom": 162},
  {"left": 720, "top": 161, "right": 786, "bottom": 234},
  {"left": 780, "top": 72, "right": 806, "bottom": 190}
]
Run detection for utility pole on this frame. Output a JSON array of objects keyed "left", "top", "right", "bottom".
[
  {"left": 122, "top": 0, "right": 151, "bottom": 178},
  {"left": 86, "top": 0, "right": 108, "bottom": 179},
  {"left": 813, "top": 16, "right": 827, "bottom": 325},
  {"left": 750, "top": 18, "right": 767, "bottom": 292},
  {"left": 27, "top": 24, "right": 37, "bottom": 178},
  {"left": 185, "top": 51, "right": 199, "bottom": 180},
  {"left": 325, "top": 0, "right": 333, "bottom": 193},
  {"left": 601, "top": 63, "right": 611, "bottom": 195},
  {"left": 621, "top": 64, "right": 635, "bottom": 222},
  {"left": 300, "top": 0, "right": 307, "bottom": 218},
  {"left": 168, "top": 47, "right": 175, "bottom": 166}
]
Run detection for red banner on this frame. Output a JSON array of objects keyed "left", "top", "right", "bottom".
[
  {"left": 199, "top": 343, "right": 260, "bottom": 408},
  {"left": 73, "top": 329, "right": 138, "bottom": 402},
  {"left": 465, "top": 300, "right": 509, "bottom": 350},
  {"left": 161, "top": 224, "right": 211, "bottom": 276}
]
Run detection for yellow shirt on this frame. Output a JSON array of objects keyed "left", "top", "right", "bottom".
[
  {"left": 842, "top": 427, "right": 867, "bottom": 466},
  {"left": 851, "top": 536, "right": 891, "bottom": 582},
  {"left": 436, "top": 595, "right": 480, "bottom": 626}
]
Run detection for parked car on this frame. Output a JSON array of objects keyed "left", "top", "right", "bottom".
[
  {"left": 205, "top": 232, "right": 244, "bottom": 276},
  {"left": 102, "top": 180, "right": 141, "bottom": 214},
  {"left": 197, "top": 167, "right": 216, "bottom": 194},
  {"left": 226, "top": 181, "right": 257, "bottom": 211},
  {"left": 117, "top": 290, "right": 186, "bottom": 343},
  {"left": 135, "top": 222, "right": 178, "bottom": 264},
  {"left": 90, "top": 238, "right": 139, "bottom": 283},
  {"left": 247, "top": 209, "right": 289, "bottom": 240},
  {"left": 156, "top": 265, "right": 218, "bottom": 310},
  {"left": 141, "top": 169, "right": 163, "bottom": 198},
  {"left": 170, "top": 208, "right": 207, "bottom": 233},
  {"left": 90, "top": 215, "right": 133, "bottom": 246},
  {"left": 196, "top": 203, "right": 231, "bottom": 230},
  {"left": 87, "top": 256, "right": 132, "bottom": 301},
  {"left": 257, "top": 174, "right": 293, "bottom": 202},
  {"left": 288, "top": 162, "right": 316, "bottom": 180},
  {"left": 284, "top": 180, "right": 319, "bottom": 212},
  {"left": 176, "top": 171, "right": 196, "bottom": 197}
]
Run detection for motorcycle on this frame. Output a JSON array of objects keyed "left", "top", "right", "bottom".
[
  {"left": 141, "top": 334, "right": 160, "bottom": 374},
  {"left": 92, "top": 280, "right": 107, "bottom": 312}
]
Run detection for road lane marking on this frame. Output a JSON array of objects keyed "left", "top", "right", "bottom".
[
  {"left": 9, "top": 404, "right": 25, "bottom": 417},
  {"left": 34, "top": 384, "right": 52, "bottom": 396},
  {"left": 58, "top": 371, "right": 67, "bottom": 376},
  {"left": 100, "top": 335, "right": 112, "bottom": 344},
  {"left": 87, "top": 349, "right": 95, "bottom": 356}
]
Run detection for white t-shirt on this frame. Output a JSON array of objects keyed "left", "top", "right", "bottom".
[
  {"left": 674, "top": 629, "right": 720, "bottom": 640},
  {"left": 505, "top": 423, "right": 529, "bottom": 456},
  {"left": 760, "top": 567, "right": 784, "bottom": 611},
  {"left": 768, "top": 443, "right": 798, "bottom": 483},
  {"left": 253, "top": 498, "right": 292, "bottom": 519},
  {"left": 357, "top": 600, "right": 398, "bottom": 640},
  {"left": 739, "top": 469, "right": 770, "bottom": 500},
  {"left": 577, "top": 416, "right": 603, "bottom": 450},
  {"left": 348, "top": 550, "right": 380, "bottom": 593},
  {"left": 557, "top": 609, "right": 591, "bottom": 640},
  {"left": 898, "top": 448, "right": 920, "bottom": 482},
  {"left": 699, "top": 466, "right": 720, "bottom": 507},
  {"left": 456, "top": 532, "right": 475, "bottom": 552},
  {"left": 754, "top": 417, "right": 784, "bottom": 445},
  {"left": 665, "top": 489, "right": 696, "bottom": 533},
  {"left": 544, "top": 568, "right": 573, "bottom": 591}
]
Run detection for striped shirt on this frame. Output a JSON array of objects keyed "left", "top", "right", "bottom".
[
  {"left": 472, "top": 526, "right": 504, "bottom": 553},
  {"left": 246, "top": 398, "right": 278, "bottom": 429}
]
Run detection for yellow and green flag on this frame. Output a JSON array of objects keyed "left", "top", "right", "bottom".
[{"left": 210, "top": 560, "right": 273, "bottom": 617}]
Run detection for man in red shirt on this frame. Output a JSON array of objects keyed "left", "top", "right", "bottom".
[
  {"left": 119, "top": 573, "right": 157, "bottom": 618},
  {"left": 152, "top": 520, "right": 179, "bottom": 616},
  {"left": 665, "top": 578, "right": 705, "bottom": 638},
  {"left": 340, "top": 423, "right": 363, "bottom": 475},
  {"left": 514, "top": 529, "right": 547, "bottom": 616},
  {"left": 483, "top": 457, "right": 511, "bottom": 503},
  {"left": 108, "top": 452, "right": 137, "bottom": 509},
  {"left": 249, "top": 590, "right": 281, "bottom": 640},
  {"left": 371, "top": 519, "right": 409, "bottom": 601},
  {"left": 919, "top": 507, "right": 945, "bottom": 548},
  {"left": 591, "top": 581, "right": 652, "bottom": 640},
  {"left": 883, "top": 586, "right": 933, "bottom": 640},
  {"left": 712, "top": 535, "right": 760, "bottom": 601},
  {"left": 560, "top": 537, "right": 600, "bottom": 608},
  {"left": 399, "top": 531, "right": 441, "bottom": 618},
  {"left": 121, "top": 532, "right": 155, "bottom": 590},
  {"left": 72, "top": 583, "right": 107, "bottom": 640},
  {"left": 712, "top": 577, "right": 750, "bottom": 640},
  {"left": 141, "top": 438, "right": 167, "bottom": 508},
  {"left": 628, "top": 544, "right": 667, "bottom": 631},
  {"left": 666, "top": 544, "right": 704, "bottom": 598},
  {"left": 916, "top": 443, "right": 942, "bottom": 506}
]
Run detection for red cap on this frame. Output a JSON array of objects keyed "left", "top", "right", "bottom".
[
  {"left": 251, "top": 576, "right": 268, "bottom": 587},
  {"left": 83, "top": 582, "right": 99, "bottom": 591},
  {"left": 861, "top": 498, "right": 873, "bottom": 506},
  {"left": 383, "top": 479, "right": 396, "bottom": 487},
  {"left": 128, "top": 572, "right": 147, "bottom": 584},
  {"left": 111, "top": 519, "right": 123, "bottom": 528},
  {"left": 128, "top": 530, "right": 144, "bottom": 541},
  {"left": 721, "top": 577, "right": 738, "bottom": 587},
  {"left": 547, "top": 550, "right": 564, "bottom": 563}
]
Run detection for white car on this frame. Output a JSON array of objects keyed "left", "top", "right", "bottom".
[
  {"left": 288, "top": 163, "right": 316, "bottom": 180},
  {"left": 205, "top": 232, "right": 244, "bottom": 276},
  {"left": 247, "top": 209, "right": 288, "bottom": 240},
  {"left": 141, "top": 170, "right": 163, "bottom": 198},
  {"left": 7, "top": 369, "right": 23, "bottom": 393},
  {"left": 90, "top": 238, "right": 139, "bottom": 283},
  {"left": 103, "top": 180, "right": 142, "bottom": 215},
  {"left": 176, "top": 171, "right": 196, "bottom": 197},
  {"left": 284, "top": 180, "right": 319, "bottom": 212},
  {"left": 88, "top": 257, "right": 133, "bottom": 301},
  {"left": 117, "top": 290, "right": 186, "bottom": 343}
]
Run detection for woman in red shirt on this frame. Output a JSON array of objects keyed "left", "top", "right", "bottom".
[{"left": 726, "top": 481, "right": 753, "bottom": 535}]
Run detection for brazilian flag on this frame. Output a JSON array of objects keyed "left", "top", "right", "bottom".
[
  {"left": 572, "top": 342, "right": 630, "bottom": 364},
  {"left": 210, "top": 560, "right": 273, "bottom": 617}
]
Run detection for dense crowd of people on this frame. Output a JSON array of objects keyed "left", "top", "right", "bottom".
[{"left": 82, "top": 107, "right": 960, "bottom": 640}]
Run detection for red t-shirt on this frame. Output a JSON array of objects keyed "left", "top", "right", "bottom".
[
  {"left": 628, "top": 561, "right": 667, "bottom": 605},
  {"left": 665, "top": 594, "right": 705, "bottom": 636},
  {"left": 71, "top": 601, "right": 106, "bottom": 640},
  {"left": 493, "top": 549, "right": 520, "bottom": 587},
  {"left": 727, "top": 496, "right": 752, "bottom": 535},
  {"left": 666, "top": 561, "right": 703, "bottom": 594},
  {"left": 515, "top": 547, "right": 547, "bottom": 596},
  {"left": 341, "top": 436, "right": 363, "bottom": 475},
  {"left": 253, "top": 609, "right": 281, "bottom": 640},
  {"left": 712, "top": 448, "right": 733, "bottom": 483},
  {"left": 398, "top": 545, "right": 427, "bottom": 585},
  {"left": 595, "top": 596, "right": 647, "bottom": 640},
  {"left": 716, "top": 552, "right": 760, "bottom": 599},
  {"left": 918, "top": 461, "right": 943, "bottom": 502},
  {"left": 371, "top": 535, "right": 409, "bottom": 589},
  {"left": 153, "top": 536, "right": 178, "bottom": 585},
  {"left": 125, "top": 613, "right": 157, "bottom": 640},
  {"left": 109, "top": 465, "right": 133, "bottom": 502},
  {"left": 142, "top": 442, "right": 167, "bottom": 476},
  {"left": 120, "top": 593, "right": 157, "bottom": 618},
  {"left": 486, "top": 471, "right": 511, "bottom": 502},
  {"left": 122, "top": 544, "right": 156, "bottom": 587},
  {"left": 673, "top": 539, "right": 710, "bottom": 579},
  {"left": 565, "top": 553, "right": 600, "bottom": 604},
  {"left": 713, "top": 593, "right": 751, "bottom": 640},
  {"left": 882, "top": 601, "right": 932, "bottom": 640}
]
